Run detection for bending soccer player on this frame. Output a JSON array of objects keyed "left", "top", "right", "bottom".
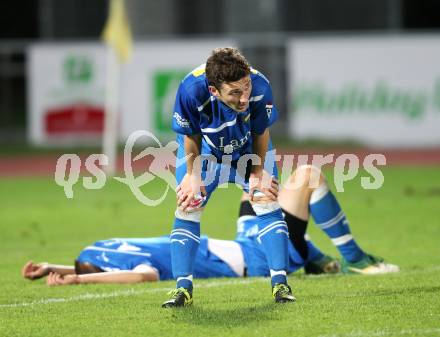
[
  {"left": 239, "top": 165, "right": 399, "bottom": 275},
  {"left": 166, "top": 47, "right": 294, "bottom": 307}
]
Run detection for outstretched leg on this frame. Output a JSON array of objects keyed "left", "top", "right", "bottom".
[
  {"left": 279, "top": 166, "right": 340, "bottom": 274},
  {"left": 280, "top": 165, "right": 399, "bottom": 275}
]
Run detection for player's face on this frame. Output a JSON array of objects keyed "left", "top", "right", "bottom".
[{"left": 210, "top": 76, "right": 252, "bottom": 113}]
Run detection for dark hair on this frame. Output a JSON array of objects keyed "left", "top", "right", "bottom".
[
  {"left": 205, "top": 47, "right": 251, "bottom": 90},
  {"left": 74, "top": 260, "right": 103, "bottom": 274}
]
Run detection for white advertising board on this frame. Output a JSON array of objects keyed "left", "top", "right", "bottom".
[
  {"left": 28, "top": 43, "right": 107, "bottom": 145},
  {"left": 288, "top": 35, "right": 440, "bottom": 147},
  {"left": 28, "top": 40, "right": 235, "bottom": 145}
]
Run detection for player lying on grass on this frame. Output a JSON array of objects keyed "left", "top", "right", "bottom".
[
  {"left": 22, "top": 165, "right": 398, "bottom": 286},
  {"left": 22, "top": 212, "right": 334, "bottom": 286},
  {"left": 22, "top": 230, "right": 309, "bottom": 287},
  {"left": 241, "top": 164, "right": 399, "bottom": 275}
]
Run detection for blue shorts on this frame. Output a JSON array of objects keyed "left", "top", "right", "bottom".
[{"left": 175, "top": 134, "right": 279, "bottom": 206}]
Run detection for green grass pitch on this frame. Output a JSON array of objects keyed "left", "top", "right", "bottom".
[{"left": 1, "top": 167, "right": 440, "bottom": 337}]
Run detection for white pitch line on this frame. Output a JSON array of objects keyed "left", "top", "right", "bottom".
[
  {"left": 0, "top": 277, "right": 267, "bottom": 309},
  {"left": 3, "top": 265, "right": 440, "bottom": 309},
  {"left": 318, "top": 328, "right": 440, "bottom": 337}
]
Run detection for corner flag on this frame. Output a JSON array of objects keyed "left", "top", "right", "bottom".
[
  {"left": 102, "top": 0, "right": 133, "bottom": 62},
  {"left": 101, "top": 0, "right": 133, "bottom": 175}
]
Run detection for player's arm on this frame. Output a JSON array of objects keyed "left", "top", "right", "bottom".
[
  {"left": 46, "top": 266, "right": 159, "bottom": 286},
  {"left": 22, "top": 261, "right": 75, "bottom": 280},
  {"left": 184, "top": 133, "right": 202, "bottom": 174},
  {"left": 249, "top": 128, "right": 278, "bottom": 202},
  {"left": 172, "top": 83, "right": 206, "bottom": 211},
  {"left": 248, "top": 77, "right": 279, "bottom": 202},
  {"left": 177, "top": 133, "right": 207, "bottom": 211},
  {"left": 251, "top": 127, "right": 270, "bottom": 173}
]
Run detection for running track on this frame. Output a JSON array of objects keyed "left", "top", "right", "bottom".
[{"left": 0, "top": 148, "right": 439, "bottom": 177}]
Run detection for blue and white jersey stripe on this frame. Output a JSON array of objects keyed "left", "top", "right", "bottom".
[
  {"left": 77, "top": 237, "right": 174, "bottom": 280},
  {"left": 76, "top": 236, "right": 238, "bottom": 280}
]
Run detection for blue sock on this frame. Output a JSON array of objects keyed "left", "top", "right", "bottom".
[
  {"left": 310, "top": 184, "right": 364, "bottom": 263},
  {"left": 170, "top": 217, "right": 200, "bottom": 292},
  {"left": 256, "top": 208, "right": 289, "bottom": 286}
]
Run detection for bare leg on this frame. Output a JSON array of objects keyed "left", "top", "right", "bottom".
[{"left": 279, "top": 165, "right": 325, "bottom": 221}]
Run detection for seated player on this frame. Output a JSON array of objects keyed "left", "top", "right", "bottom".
[{"left": 239, "top": 165, "right": 399, "bottom": 275}]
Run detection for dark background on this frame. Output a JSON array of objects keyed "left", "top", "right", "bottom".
[{"left": 1, "top": 0, "right": 439, "bottom": 143}]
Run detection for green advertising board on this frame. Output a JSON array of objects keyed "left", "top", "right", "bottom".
[
  {"left": 63, "top": 55, "right": 94, "bottom": 84},
  {"left": 152, "top": 70, "right": 189, "bottom": 135}
]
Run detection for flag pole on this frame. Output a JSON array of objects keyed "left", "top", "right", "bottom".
[
  {"left": 101, "top": 0, "right": 133, "bottom": 176},
  {"left": 103, "top": 47, "right": 120, "bottom": 175}
]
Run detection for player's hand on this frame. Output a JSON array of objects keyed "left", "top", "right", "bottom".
[
  {"left": 46, "top": 272, "right": 80, "bottom": 286},
  {"left": 176, "top": 173, "right": 207, "bottom": 212},
  {"left": 22, "top": 261, "right": 51, "bottom": 280},
  {"left": 249, "top": 170, "right": 279, "bottom": 202}
]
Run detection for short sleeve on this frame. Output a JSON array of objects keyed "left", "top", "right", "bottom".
[
  {"left": 250, "top": 83, "right": 278, "bottom": 135},
  {"left": 172, "top": 84, "right": 201, "bottom": 135},
  {"left": 133, "top": 264, "right": 159, "bottom": 274}
]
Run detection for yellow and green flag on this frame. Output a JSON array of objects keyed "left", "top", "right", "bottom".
[{"left": 102, "top": 0, "right": 133, "bottom": 62}]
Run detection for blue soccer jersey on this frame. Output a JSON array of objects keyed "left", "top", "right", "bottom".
[
  {"left": 172, "top": 64, "right": 278, "bottom": 161},
  {"left": 76, "top": 236, "right": 238, "bottom": 280}
]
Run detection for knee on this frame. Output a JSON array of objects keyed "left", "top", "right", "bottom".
[
  {"left": 175, "top": 208, "right": 203, "bottom": 222},
  {"left": 250, "top": 199, "right": 281, "bottom": 216},
  {"left": 286, "top": 165, "right": 325, "bottom": 190}
]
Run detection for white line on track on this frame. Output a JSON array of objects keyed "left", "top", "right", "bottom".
[{"left": 0, "top": 277, "right": 267, "bottom": 309}]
